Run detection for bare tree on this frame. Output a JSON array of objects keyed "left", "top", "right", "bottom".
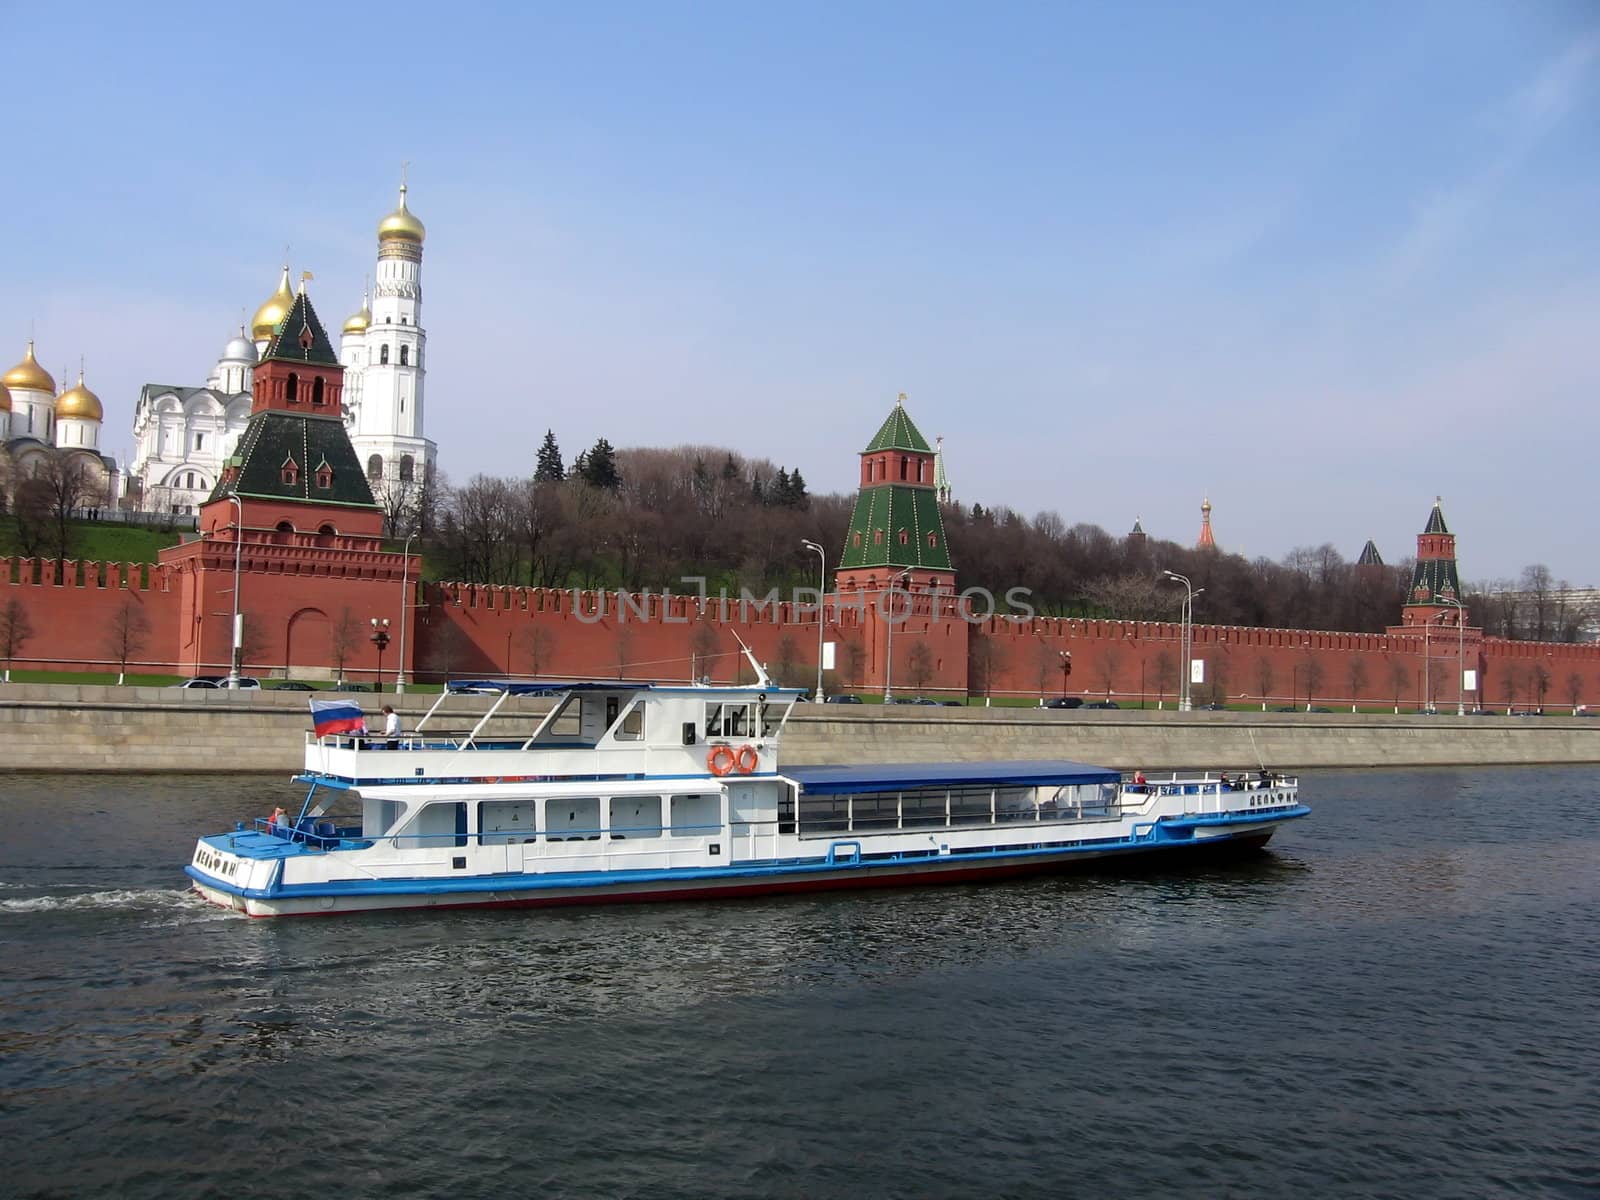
[
  {"left": 1347, "top": 658, "right": 1369, "bottom": 711},
  {"left": 421, "top": 621, "right": 469, "bottom": 683},
  {"left": 614, "top": 626, "right": 634, "bottom": 680},
  {"left": 690, "top": 620, "right": 720, "bottom": 683},
  {"left": 968, "top": 636, "right": 1004, "bottom": 700},
  {"left": 1566, "top": 670, "right": 1584, "bottom": 713},
  {"left": 842, "top": 635, "right": 867, "bottom": 688},
  {"left": 1096, "top": 647, "right": 1123, "bottom": 701},
  {"left": 1501, "top": 664, "right": 1523, "bottom": 712},
  {"left": 1253, "top": 657, "right": 1275, "bottom": 708},
  {"left": 906, "top": 641, "right": 934, "bottom": 694},
  {"left": 330, "top": 607, "right": 361, "bottom": 680},
  {"left": 30, "top": 451, "right": 105, "bottom": 562},
  {"left": 518, "top": 625, "right": 556, "bottom": 680},
  {"left": 1303, "top": 655, "right": 1326, "bottom": 709},
  {"left": 1531, "top": 663, "right": 1552, "bottom": 712},
  {"left": 1388, "top": 657, "right": 1411, "bottom": 713},
  {"left": 0, "top": 597, "right": 35, "bottom": 681},
  {"left": 104, "top": 597, "right": 152, "bottom": 684},
  {"left": 775, "top": 633, "right": 801, "bottom": 687}
]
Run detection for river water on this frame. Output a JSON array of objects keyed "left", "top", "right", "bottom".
[{"left": 1, "top": 767, "right": 1596, "bottom": 1199}]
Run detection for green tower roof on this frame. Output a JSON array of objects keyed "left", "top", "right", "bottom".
[
  {"left": 212, "top": 410, "right": 378, "bottom": 509},
  {"left": 863, "top": 395, "right": 933, "bottom": 454},
  {"left": 1423, "top": 498, "right": 1450, "bottom": 535},
  {"left": 838, "top": 484, "right": 952, "bottom": 571},
  {"left": 261, "top": 289, "right": 339, "bottom": 367}
]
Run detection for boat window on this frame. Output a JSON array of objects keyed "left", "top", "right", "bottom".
[
  {"left": 608, "top": 795, "right": 662, "bottom": 839},
  {"left": 545, "top": 797, "right": 601, "bottom": 841},
  {"left": 542, "top": 696, "right": 583, "bottom": 739},
  {"left": 669, "top": 793, "right": 720, "bottom": 837},
  {"left": 614, "top": 702, "right": 645, "bottom": 741},
  {"left": 480, "top": 799, "right": 538, "bottom": 844},
  {"left": 395, "top": 801, "right": 467, "bottom": 848}
]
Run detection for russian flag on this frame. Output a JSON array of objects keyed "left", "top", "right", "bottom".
[{"left": 310, "top": 697, "right": 367, "bottom": 737}]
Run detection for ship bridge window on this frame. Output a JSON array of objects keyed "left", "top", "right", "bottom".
[
  {"left": 546, "top": 797, "right": 601, "bottom": 841},
  {"left": 609, "top": 795, "right": 662, "bottom": 839},
  {"left": 669, "top": 793, "right": 720, "bottom": 837},
  {"left": 707, "top": 702, "right": 764, "bottom": 738}
]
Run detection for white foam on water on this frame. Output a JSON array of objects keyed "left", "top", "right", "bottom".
[{"left": 0, "top": 887, "right": 201, "bottom": 915}]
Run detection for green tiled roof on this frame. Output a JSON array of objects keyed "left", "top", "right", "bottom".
[
  {"left": 1406, "top": 557, "right": 1462, "bottom": 606},
  {"left": 863, "top": 400, "right": 933, "bottom": 454},
  {"left": 211, "top": 409, "right": 377, "bottom": 509},
  {"left": 1357, "top": 539, "right": 1383, "bottom": 566},
  {"left": 261, "top": 290, "right": 339, "bottom": 367},
  {"left": 1423, "top": 500, "right": 1450, "bottom": 535},
  {"left": 838, "top": 484, "right": 952, "bottom": 571}
]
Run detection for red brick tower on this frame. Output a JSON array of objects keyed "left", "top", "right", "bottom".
[
  {"left": 1399, "top": 497, "right": 1464, "bottom": 627},
  {"left": 158, "top": 284, "right": 415, "bottom": 681}
]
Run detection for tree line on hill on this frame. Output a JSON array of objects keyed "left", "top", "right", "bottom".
[{"left": 414, "top": 432, "right": 1586, "bottom": 640}]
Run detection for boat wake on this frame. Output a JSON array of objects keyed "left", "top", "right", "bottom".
[{"left": 0, "top": 887, "right": 215, "bottom": 917}]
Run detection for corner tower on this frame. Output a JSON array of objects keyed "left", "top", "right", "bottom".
[{"left": 835, "top": 393, "right": 955, "bottom": 595}]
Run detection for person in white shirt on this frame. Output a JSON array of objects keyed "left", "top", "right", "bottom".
[{"left": 381, "top": 704, "right": 402, "bottom": 750}]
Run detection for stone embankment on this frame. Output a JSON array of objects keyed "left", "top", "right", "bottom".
[{"left": 2, "top": 683, "right": 1597, "bottom": 773}]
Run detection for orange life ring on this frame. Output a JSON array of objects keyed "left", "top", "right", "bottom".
[
  {"left": 707, "top": 745, "right": 737, "bottom": 776},
  {"left": 734, "top": 744, "right": 759, "bottom": 774}
]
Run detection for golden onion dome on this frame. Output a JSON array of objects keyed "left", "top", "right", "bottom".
[
  {"left": 55, "top": 372, "right": 104, "bottom": 422},
  {"left": 250, "top": 265, "right": 295, "bottom": 341},
  {"left": 342, "top": 292, "right": 372, "bottom": 335},
  {"left": 3, "top": 340, "right": 57, "bottom": 394},
  {"left": 0, "top": 379, "right": 12, "bottom": 412},
  {"left": 377, "top": 183, "right": 426, "bottom": 244}
]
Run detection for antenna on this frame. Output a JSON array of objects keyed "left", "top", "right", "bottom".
[{"left": 729, "top": 630, "right": 771, "bottom": 689}]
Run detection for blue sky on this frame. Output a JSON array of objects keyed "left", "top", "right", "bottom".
[{"left": 7, "top": 1, "right": 1598, "bottom": 584}]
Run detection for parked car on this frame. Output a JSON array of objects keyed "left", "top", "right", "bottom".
[
  {"left": 890, "top": 697, "right": 940, "bottom": 705},
  {"left": 175, "top": 676, "right": 260, "bottom": 689},
  {"left": 332, "top": 680, "right": 371, "bottom": 692},
  {"left": 1197, "top": 702, "right": 1227, "bottom": 711},
  {"left": 1043, "top": 697, "right": 1083, "bottom": 709},
  {"left": 941, "top": 700, "right": 964, "bottom": 707},
  {"left": 270, "top": 681, "right": 315, "bottom": 691},
  {"left": 824, "top": 694, "right": 863, "bottom": 704},
  {"left": 1083, "top": 700, "right": 1120, "bottom": 710}
]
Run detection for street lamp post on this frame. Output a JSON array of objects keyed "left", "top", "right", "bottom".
[
  {"left": 800, "top": 539, "right": 827, "bottom": 701},
  {"left": 226, "top": 495, "right": 243, "bottom": 689},
  {"left": 1434, "top": 594, "right": 1468, "bottom": 715},
  {"left": 1162, "top": 571, "right": 1201, "bottom": 712},
  {"left": 882, "top": 567, "right": 914, "bottom": 703},
  {"left": 370, "top": 618, "right": 390, "bottom": 693},
  {"left": 396, "top": 533, "right": 416, "bottom": 694},
  {"left": 1059, "top": 650, "right": 1072, "bottom": 698}
]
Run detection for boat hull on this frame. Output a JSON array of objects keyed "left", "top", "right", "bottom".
[{"left": 190, "top": 821, "right": 1286, "bottom": 918}]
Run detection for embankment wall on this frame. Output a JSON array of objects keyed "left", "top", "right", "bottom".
[{"left": 2, "top": 685, "right": 1597, "bottom": 774}]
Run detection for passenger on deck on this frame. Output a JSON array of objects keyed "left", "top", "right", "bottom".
[
  {"left": 1218, "top": 772, "right": 1232, "bottom": 791},
  {"left": 382, "top": 705, "right": 401, "bottom": 750},
  {"left": 1131, "top": 770, "right": 1147, "bottom": 792},
  {"left": 269, "top": 806, "right": 289, "bottom": 834},
  {"left": 1258, "top": 767, "right": 1273, "bottom": 788}
]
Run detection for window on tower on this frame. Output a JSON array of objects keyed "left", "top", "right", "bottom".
[
  {"left": 399, "top": 455, "right": 415, "bottom": 483},
  {"left": 380, "top": 345, "right": 390, "bottom": 365},
  {"left": 367, "top": 454, "right": 384, "bottom": 481},
  {"left": 399, "top": 345, "right": 409, "bottom": 366},
  {"left": 312, "top": 377, "right": 325, "bottom": 406},
  {"left": 285, "top": 372, "right": 299, "bottom": 402},
  {"left": 281, "top": 457, "right": 299, "bottom": 486}
]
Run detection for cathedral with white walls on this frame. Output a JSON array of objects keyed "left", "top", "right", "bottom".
[
  {"left": 2, "top": 341, "right": 120, "bottom": 503},
  {"left": 128, "top": 183, "right": 439, "bottom": 516}
]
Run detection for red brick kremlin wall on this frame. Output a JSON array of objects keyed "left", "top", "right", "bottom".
[{"left": 4, "top": 556, "right": 1598, "bottom": 711}]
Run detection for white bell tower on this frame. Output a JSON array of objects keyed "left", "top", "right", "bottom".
[{"left": 349, "top": 177, "right": 437, "bottom": 491}]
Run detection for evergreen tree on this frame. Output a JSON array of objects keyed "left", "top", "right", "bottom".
[
  {"left": 786, "top": 468, "right": 809, "bottom": 509},
  {"left": 576, "top": 437, "right": 621, "bottom": 490},
  {"left": 721, "top": 454, "right": 740, "bottom": 481},
  {"left": 535, "top": 430, "right": 565, "bottom": 482},
  {"left": 772, "top": 468, "right": 791, "bottom": 507}
]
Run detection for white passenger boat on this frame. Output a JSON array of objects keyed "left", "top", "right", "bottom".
[{"left": 187, "top": 656, "right": 1309, "bottom": 918}]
